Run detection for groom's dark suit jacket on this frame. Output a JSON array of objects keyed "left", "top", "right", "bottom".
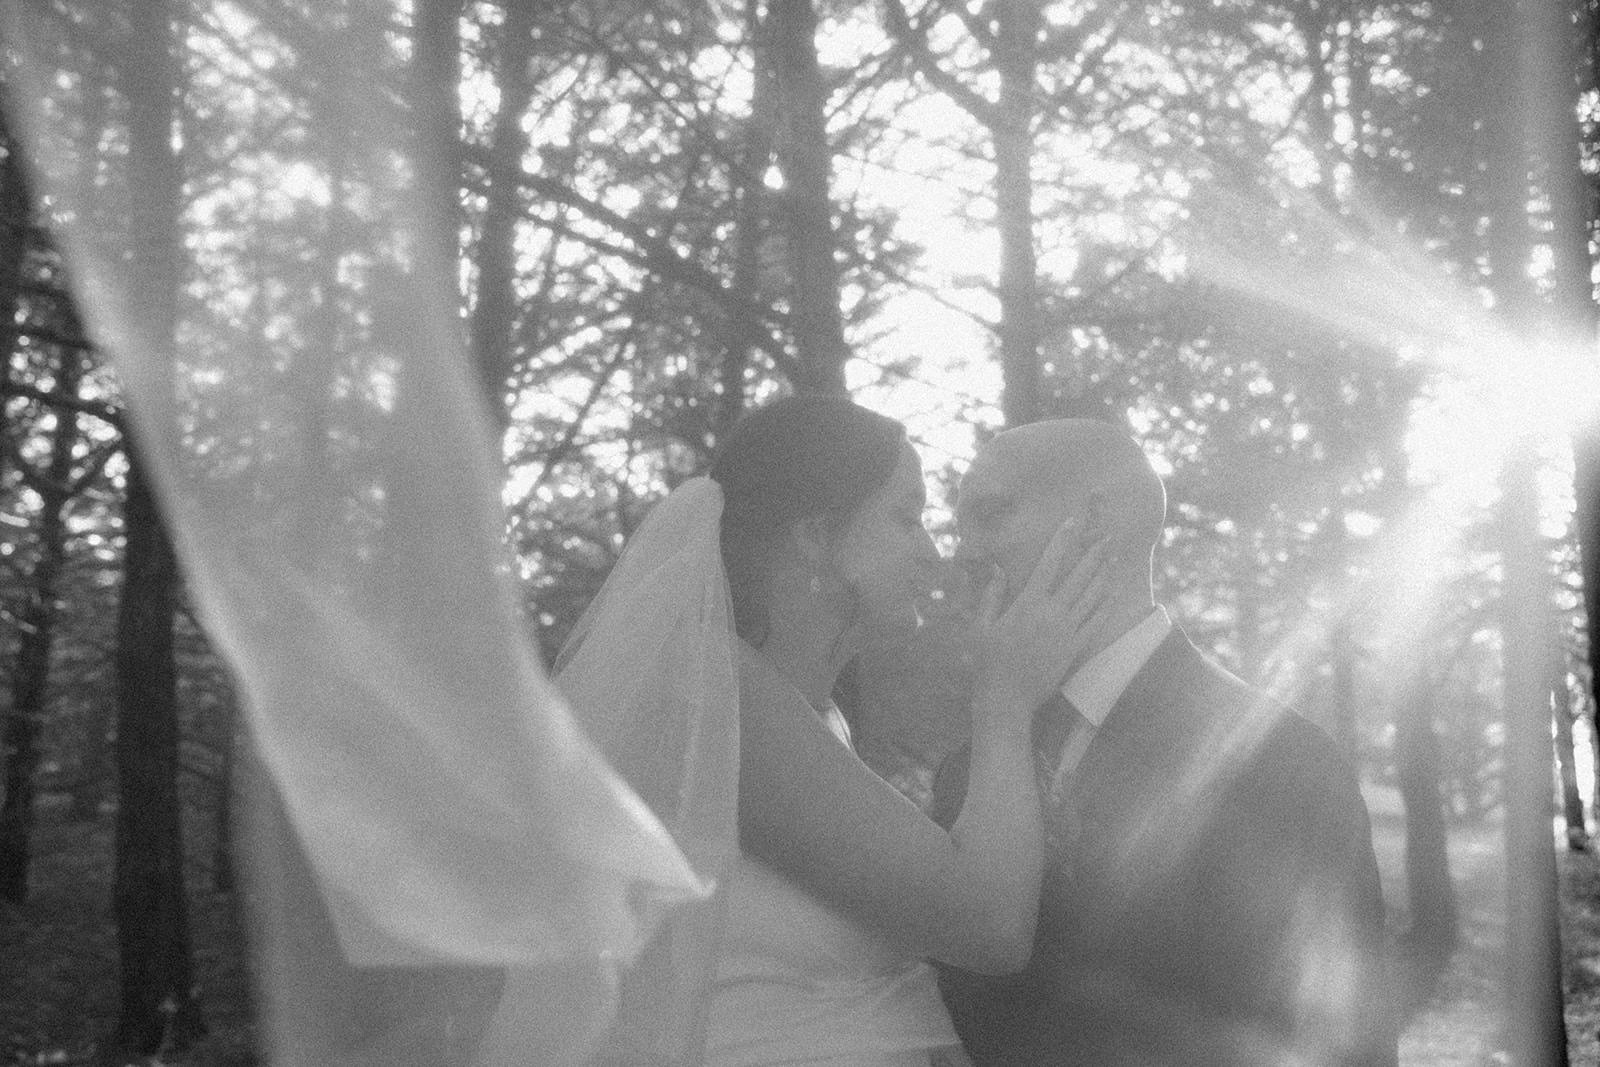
[{"left": 931, "top": 629, "right": 1397, "bottom": 1067}]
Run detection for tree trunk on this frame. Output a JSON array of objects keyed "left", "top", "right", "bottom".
[
  {"left": 373, "top": 0, "right": 465, "bottom": 571},
  {"left": 1552, "top": 667, "right": 1588, "bottom": 850},
  {"left": 68, "top": 697, "right": 115, "bottom": 820},
  {"left": 113, "top": 0, "right": 199, "bottom": 1051},
  {"left": 1579, "top": 432, "right": 1600, "bottom": 828},
  {"left": 0, "top": 353, "right": 83, "bottom": 903},
  {"left": 1480, "top": 0, "right": 1568, "bottom": 1059},
  {"left": 716, "top": 0, "right": 780, "bottom": 442},
  {"left": 0, "top": 587, "right": 47, "bottom": 901},
  {"left": 877, "top": 0, "right": 1043, "bottom": 423},
  {"left": 769, "top": 0, "right": 847, "bottom": 395},
  {"left": 413, "top": 0, "right": 463, "bottom": 288},
  {"left": 1549, "top": 0, "right": 1600, "bottom": 842},
  {"left": 1393, "top": 680, "right": 1458, "bottom": 1006},
  {"left": 0, "top": 101, "right": 27, "bottom": 453},
  {"left": 994, "top": 0, "right": 1041, "bottom": 428},
  {"left": 212, "top": 696, "right": 237, "bottom": 894},
  {"left": 468, "top": 0, "right": 535, "bottom": 428},
  {"left": 115, "top": 457, "right": 196, "bottom": 1054},
  {"left": 0, "top": 93, "right": 33, "bottom": 898}
]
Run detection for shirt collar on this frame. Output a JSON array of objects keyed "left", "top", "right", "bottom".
[{"left": 1061, "top": 606, "right": 1172, "bottom": 728}]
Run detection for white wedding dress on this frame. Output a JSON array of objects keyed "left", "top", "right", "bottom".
[{"left": 701, "top": 707, "right": 960, "bottom": 1067}]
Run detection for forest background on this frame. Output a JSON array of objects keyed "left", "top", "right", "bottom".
[{"left": 1, "top": 0, "right": 1599, "bottom": 1063}]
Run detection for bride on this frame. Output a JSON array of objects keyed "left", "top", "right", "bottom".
[{"left": 481, "top": 395, "right": 1110, "bottom": 1066}]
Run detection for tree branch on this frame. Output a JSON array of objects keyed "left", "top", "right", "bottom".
[
  {"left": 881, "top": 0, "right": 1000, "bottom": 129},
  {"left": 1, "top": 379, "right": 122, "bottom": 428},
  {"left": 12, "top": 320, "right": 97, "bottom": 355},
  {"left": 952, "top": 0, "right": 998, "bottom": 52},
  {"left": 511, "top": 173, "right": 799, "bottom": 381},
  {"left": 1036, "top": 1, "right": 1123, "bottom": 65},
  {"left": 510, "top": 316, "right": 644, "bottom": 511},
  {"left": 0, "top": 431, "right": 103, "bottom": 502}
]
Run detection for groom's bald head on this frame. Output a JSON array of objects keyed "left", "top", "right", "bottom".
[{"left": 955, "top": 419, "right": 1165, "bottom": 603}]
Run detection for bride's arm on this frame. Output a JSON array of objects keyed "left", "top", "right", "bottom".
[{"left": 738, "top": 530, "right": 1107, "bottom": 975}]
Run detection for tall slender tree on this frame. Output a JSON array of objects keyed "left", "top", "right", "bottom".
[
  {"left": 1549, "top": 0, "right": 1600, "bottom": 821},
  {"left": 882, "top": 0, "right": 1043, "bottom": 425},
  {"left": 112, "top": 0, "right": 199, "bottom": 1050},
  {"left": 716, "top": 0, "right": 780, "bottom": 440},
  {"left": 770, "top": 0, "right": 848, "bottom": 394},
  {"left": 468, "top": 0, "right": 537, "bottom": 428},
  {"left": 0, "top": 347, "right": 86, "bottom": 903},
  {"left": 1552, "top": 663, "right": 1588, "bottom": 849},
  {"left": 1480, "top": 0, "right": 1570, "bottom": 1060},
  {"left": 1392, "top": 669, "right": 1459, "bottom": 1006}
]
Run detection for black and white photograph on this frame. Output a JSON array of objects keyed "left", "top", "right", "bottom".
[{"left": 0, "top": 1, "right": 1594, "bottom": 1064}]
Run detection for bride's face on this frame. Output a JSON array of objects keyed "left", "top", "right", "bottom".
[{"left": 829, "top": 442, "right": 940, "bottom": 644}]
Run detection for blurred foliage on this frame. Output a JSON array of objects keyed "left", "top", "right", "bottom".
[{"left": 0, "top": 0, "right": 1594, "bottom": 1056}]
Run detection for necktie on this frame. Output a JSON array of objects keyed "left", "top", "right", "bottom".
[{"left": 1034, "top": 694, "right": 1093, "bottom": 861}]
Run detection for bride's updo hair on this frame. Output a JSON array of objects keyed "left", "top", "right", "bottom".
[{"left": 711, "top": 395, "right": 908, "bottom": 645}]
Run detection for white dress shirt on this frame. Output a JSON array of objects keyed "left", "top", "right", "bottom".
[{"left": 1046, "top": 606, "right": 1173, "bottom": 794}]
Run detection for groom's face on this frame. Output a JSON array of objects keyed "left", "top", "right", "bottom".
[{"left": 954, "top": 443, "right": 1083, "bottom": 609}]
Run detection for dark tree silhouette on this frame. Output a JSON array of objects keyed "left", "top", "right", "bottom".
[
  {"left": 882, "top": 0, "right": 1043, "bottom": 426},
  {"left": 715, "top": 0, "right": 780, "bottom": 441},
  {"left": 1479, "top": 0, "right": 1570, "bottom": 1061},
  {"left": 1393, "top": 677, "right": 1459, "bottom": 1009},
  {"left": 0, "top": 345, "right": 86, "bottom": 903},
  {"left": 1552, "top": 671, "right": 1589, "bottom": 850},
  {"left": 770, "top": 0, "right": 847, "bottom": 394},
  {"left": 468, "top": 0, "right": 537, "bottom": 428},
  {"left": 112, "top": 0, "right": 199, "bottom": 1050}
]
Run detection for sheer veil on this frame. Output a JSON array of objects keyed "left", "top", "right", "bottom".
[
  {"left": 0, "top": 3, "right": 735, "bottom": 1064},
  {"left": 477, "top": 476, "right": 741, "bottom": 1066}
]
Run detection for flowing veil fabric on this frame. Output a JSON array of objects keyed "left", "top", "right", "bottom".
[
  {"left": 0, "top": 4, "right": 729, "bottom": 1064},
  {"left": 553, "top": 478, "right": 739, "bottom": 885},
  {"left": 477, "top": 477, "right": 741, "bottom": 1066}
]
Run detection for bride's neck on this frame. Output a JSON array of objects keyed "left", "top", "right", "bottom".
[{"left": 756, "top": 610, "right": 858, "bottom": 714}]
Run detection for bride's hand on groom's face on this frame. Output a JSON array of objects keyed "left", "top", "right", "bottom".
[{"left": 969, "top": 518, "right": 1112, "bottom": 712}]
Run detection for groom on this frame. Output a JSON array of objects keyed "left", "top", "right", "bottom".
[{"left": 932, "top": 420, "right": 1396, "bottom": 1067}]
